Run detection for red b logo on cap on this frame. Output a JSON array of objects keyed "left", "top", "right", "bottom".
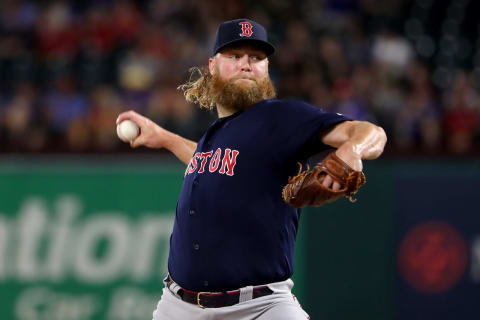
[{"left": 239, "top": 22, "right": 253, "bottom": 37}]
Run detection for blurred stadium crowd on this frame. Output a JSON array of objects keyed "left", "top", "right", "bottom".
[{"left": 0, "top": 0, "right": 479, "bottom": 155}]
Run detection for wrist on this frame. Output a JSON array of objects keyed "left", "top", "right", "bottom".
[
  {"left": 335, "top": 142, "right": 363, "bottom": 171},
  {"left": 336, "top": 141, "right": 362, "bottom": 158}
]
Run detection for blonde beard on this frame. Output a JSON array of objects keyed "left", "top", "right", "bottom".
[
  {"left": 211, "top": 72, "right": 276, "bottom": 113},
  {"left": 178, "top": 66, "right": 276, "bottom": 111}
]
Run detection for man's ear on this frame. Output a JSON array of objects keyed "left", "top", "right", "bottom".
[{"left": 209, "top": 56, "right": 215, "bottom": 76}]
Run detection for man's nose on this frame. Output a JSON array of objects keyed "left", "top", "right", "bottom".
[{"left": 238, "top": 55, "right": 251, "bottom": 71}]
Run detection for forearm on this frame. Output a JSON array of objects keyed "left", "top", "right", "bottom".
[
  {"left": 322, "top": 120, "right": 387, "bottom": 171},
  {"left": 163, "top": 131, "right": 197, "bottom": 165},
  {"left": 342, "top": 121, "right": 387, "bottom": 160}
]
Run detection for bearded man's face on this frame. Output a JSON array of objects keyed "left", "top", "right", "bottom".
[{"left": 208, "top": 44, "right": 276, "bottom": 111}]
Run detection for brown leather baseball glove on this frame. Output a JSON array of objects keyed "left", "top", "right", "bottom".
[{"left": 282, "top": 152, "right": 366, "bottom": 208}]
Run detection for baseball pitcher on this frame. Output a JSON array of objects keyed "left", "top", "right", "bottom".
[{"left": 117, "top": 19, "right": 387, "bottom": 320}]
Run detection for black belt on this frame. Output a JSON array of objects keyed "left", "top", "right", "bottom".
[{"left": 166, "top": 275, "right": 273, "bottom": 308}]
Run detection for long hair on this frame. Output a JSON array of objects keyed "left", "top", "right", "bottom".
[{"left": 177, "top": 67, "right": 216, "bottom": 110}]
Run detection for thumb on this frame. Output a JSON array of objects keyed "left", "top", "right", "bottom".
[{"left": 130, "top": 135, "right": 145, "bottom": 148}]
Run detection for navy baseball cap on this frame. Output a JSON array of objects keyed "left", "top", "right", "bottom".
[{"left": 212, "top": 19, "right": 275, "bottom": 56}]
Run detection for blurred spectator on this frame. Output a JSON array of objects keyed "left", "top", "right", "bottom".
[
  {"left": 310, "top": 84, "right": 335, "bottom": 112},
  {"left": 371, "top": 78, "right": 407, "bottom": 137},
  {"left": 0, "top": 0, "right": 38, "bottom": 33},
  {"left": 89, "top": 86, "right": 123, "bottom": 151},
  {"left": 443, "top": 71, "right": 480, "bottom": 154},
  {"left": 372, "top": 29, "right": 414, "bottom": 79},
  {"left": 331, "top": 77, "right": 376, "bottom": 122},
  {"left": 43, "top": 74, "right": 88, "bottom": 146},
  {"left": 111, "top": 0, "right": 143, "bottom": 45},
  {"left": 118, "top": 46, "right": 158, "bottom": 93},
  {"left": 0, "top": 35, "right": 35, "bottom": 92},
  {"left": 393, "top": 60, "right": 442, "bottom": 152},
  {"left": 35, "top": 2, "right": 79, "bottom": 86},
  {"left": 1, "top": 83, "right": 48, "bottom": 152},
  {"left": 342, "top": 17, "right": 370, "bottom": 66},
  {"left": 317, "top": 36, "right": 350, "bottom": 81},
  {"left": 147, "top": 86, "right": 197, "bottom": 139}
]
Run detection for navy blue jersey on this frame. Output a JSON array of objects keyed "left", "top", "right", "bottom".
[{"left": 168, "top": 99, "right": 349, "bottom": 291}]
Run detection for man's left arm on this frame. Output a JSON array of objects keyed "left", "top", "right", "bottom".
[{"left": 320, "top": 120, "right": 387, "bottom": 189}]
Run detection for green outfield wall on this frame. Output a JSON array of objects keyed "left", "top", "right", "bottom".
[
  {"left": 302, "top": 158, "right": 480, "bottom": 320},
  {"left": 0, "top": 160, "right": 185, "bottom": 320},
  {"left": 302, "top": 160, "right": 396, "bottom": 320},
  {"left": 0, "top": 157, "right": 478, "bottom": 320}
]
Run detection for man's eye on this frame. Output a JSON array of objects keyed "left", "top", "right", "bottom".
[
  {"left": 231, "top": 54, "right": 241, "bottom": 59},
  {"left": 251, "top": 56, "right": 260, "bottom": 61}
]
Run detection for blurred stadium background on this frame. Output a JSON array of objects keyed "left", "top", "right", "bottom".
[{"left": 0, "top": 0, "right": 479, "bottom": 319}]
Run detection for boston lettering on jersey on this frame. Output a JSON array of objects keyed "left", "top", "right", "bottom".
[{"left": 185, "top": 148, "right": 240, "bottom": 176}]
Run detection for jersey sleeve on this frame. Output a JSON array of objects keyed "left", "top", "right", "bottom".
[{"left": 266, "top": 99, "right": 350, "bottom": 161}]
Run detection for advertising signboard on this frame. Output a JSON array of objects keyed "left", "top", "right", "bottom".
[{"left": 0, "top": 162, "right": 182, "bottom": 320}]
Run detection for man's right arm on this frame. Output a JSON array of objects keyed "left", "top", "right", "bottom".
[
  {"left": 162, "top": 132, "right": 197, "bottom": 165},
  {"left": 116, "top": 110, "right": 197, "bottom": 165}
]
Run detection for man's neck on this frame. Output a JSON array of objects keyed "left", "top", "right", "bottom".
[{"left": 216, "top": 104, "right": 236, "bottom": 118}]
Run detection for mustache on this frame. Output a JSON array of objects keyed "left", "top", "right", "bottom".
[
  {"left": 232, "top": 76, "right": 256, "bottom": 81},
  {"left": 230, "top": 76, "right": 261, "bottom": 84}
]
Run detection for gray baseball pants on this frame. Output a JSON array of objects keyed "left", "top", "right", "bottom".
[{"left": 152, "top": 277, "right": 310, "bottom": 320}]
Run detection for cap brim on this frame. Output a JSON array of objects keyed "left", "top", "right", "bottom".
[{"left": 214, "top": 39, "right": 275, "bottom": 56}]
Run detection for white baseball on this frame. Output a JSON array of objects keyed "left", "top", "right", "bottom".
[{"left": 117, "top": 120, "right": 140, "bottom": 142}]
